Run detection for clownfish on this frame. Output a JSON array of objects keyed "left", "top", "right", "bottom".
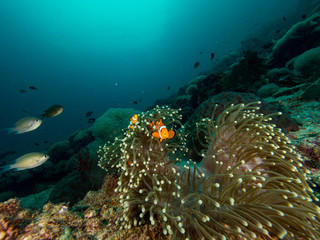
[
  {"left": 150, "top": 119, "right": 176, "bottom": 142},
  {"left": 129, "top": 114, "right": 138, "bottom": 129}
]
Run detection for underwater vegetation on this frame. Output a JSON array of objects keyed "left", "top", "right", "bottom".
[{"left": 98, "top": 102, "right": 320, "bottom": 240}]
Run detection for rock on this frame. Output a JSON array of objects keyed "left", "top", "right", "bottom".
[
  {"left": 290, "top": 47, "right": 320, "bottom": 79},
  {"left": 48, "top": 140, "right": 73, "bottom": 164},
  {"left": 257, "top": 83, "right": 280, "bottom": 98},
  {"left": 302, "top": 78, "right": 320, "bottom": 100},
  {"left": 271, "top": 12, "right": 320, "bottom": 67}
]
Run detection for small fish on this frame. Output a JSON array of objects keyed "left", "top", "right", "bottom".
[
  {"left": 193, "top": 62, "right": 200, "bottom": 68},
  {"left": 19, "top": 89, "right": 26, "bottom": 93},
  {"left": 29, "top": 86, "right": 37, "bottom": 90},
  {"left": 167, "top": 86, "right": 171, "bottom": 91},
  {"left": 210, "top": 52, "right": 215, "bottom": 60},
  {"left": 88, "top": 118, "right": 95, "bottom": 124},
  {"left": 85, "top": 111, "right": 93, "bottom": 118},
  {"left": 150, "top": 119, "right": 175, "bottom": 142},
  {"left": 200, "top": 51, "right": 203, "bottom": 54},
  {"left": 0, "top": 152, "right": 49, "bottom": 173},
  {"left": 4, "top": 116, "right": 42, "bottom": 134},
  {"left": 40, "top": 104, "right": 64, "bottom": 119},
  {"left": 34, "top": 143, "right": 40, "bottom": 146},
  {"left": 282, "top": 16, "right": 287, "bottom": 21},
  {"left": 133, "top": 101, "right": 138, "bottom": 104},
  {"left": 301, "top": 14, "right": 306, "bottom": 20},
  {"left": 129, "top": 114, "right": 138, "bottom": 129}
]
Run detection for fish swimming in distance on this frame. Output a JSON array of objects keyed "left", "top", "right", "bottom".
[
  {"left": 19, "top": 89, "right": 26, "bottom": 93},
  {"left": 40, "top": 104, "right": 64, "bottom": 119},
  {"left": 193, "top": 61, "right": 200, "bottom": 68},
  {"left": 210, "top": 52, "right": 215, "bottom": 60},
  {"left": 0, "top": 152, "right": 49, "bottom": 174},
  {"left": 29, "top": 86, "right": 37, "bottom": 90},
  {"left": 4, "top": 116, "right": 42, "bottom": 134},
  {"left": 85, "top": 111, "right": 93, "bottom": 118}
]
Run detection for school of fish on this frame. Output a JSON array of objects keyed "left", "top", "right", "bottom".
[{"left": 1, "top": 104, "right": 64, "bottom": 173}]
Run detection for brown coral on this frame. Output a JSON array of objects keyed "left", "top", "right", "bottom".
[{"left": 0, "top": 199, "right": 31, "bottom": 240}]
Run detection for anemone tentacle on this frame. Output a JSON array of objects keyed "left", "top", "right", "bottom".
[{"left": 98, "top": 103, "right": 320, "bottom": 240}]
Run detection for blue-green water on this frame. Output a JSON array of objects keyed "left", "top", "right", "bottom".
[{"left": 0, "top": 0, "right": 310, "bottom": 161}]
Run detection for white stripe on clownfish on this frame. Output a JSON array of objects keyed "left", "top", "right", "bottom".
[{"left": 151, "top": 119, "right": 176, "bottom": 142}]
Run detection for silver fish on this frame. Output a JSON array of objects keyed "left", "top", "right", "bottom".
[
  {"left": 5, "top": 116, "right": 42, "bottom": 134},
  {"left": 0, "top": 152, "right": 49, "bottom": 173}
]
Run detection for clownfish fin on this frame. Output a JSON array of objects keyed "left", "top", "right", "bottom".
[
  {"left": 130, "top": 125, "right": 134, "bottom": 129},
  {"left": 150, "top": 122, "right": 154, "bottom": 127},
  {"left": 168, "top": 130, "right": 176, "bottom": 139},
  {"left": 152, "top": 132, "right": 160, "bottom": 139}
]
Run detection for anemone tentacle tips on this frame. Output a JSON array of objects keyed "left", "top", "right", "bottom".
[{"left": 98, "top": 103, "right": 320, "bottom": 240}]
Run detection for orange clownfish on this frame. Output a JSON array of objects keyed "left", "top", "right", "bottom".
[
  {"left": 129, "top": 114, "right": 138, "bottom": 129},
  {"left": 150, "top": 119, "right": 176, "bottom": 142}
]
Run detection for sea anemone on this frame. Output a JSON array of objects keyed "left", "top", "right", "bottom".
[{"left": 98, "top": 103, "right": 320, "bottom": 240}]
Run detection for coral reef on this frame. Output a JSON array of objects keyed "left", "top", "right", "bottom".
[
  {"left": 271, "top": 11, "right": 320, "bottom": 67},
  {"left": 0, "top": 199, "right": 31, "bottom": 239},
  {"left": 222, "top": 50, "right": 267, "bottom": 92},
  {"left": 48, "top": 140, "right": 74, "bottom": 164},
  {"left": 98, "top": 103, "right": 320, "bottom": 239},
  {"left": 289, "top": 47, "right": 320, "bottom": 79},
  {"left": 0, "top": 174, "right": 167, "bottom": 240},
  {"left": 91, "top": 107, "right": 138, "bottom": 142}
]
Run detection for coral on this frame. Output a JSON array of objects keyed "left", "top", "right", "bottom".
[
  {"left": 187, "top": 92, "right": 300, "bottom": 134},
  {"left": 186, "top": 84, "right": 198, "bottom": 95},
  {"left": 75, "top": 147, "right": 91, "bottom": 173},
  {"left": 98, "top": 103, "right": 320, "bottom": 239},
  {"left": 290, "top": 47, "right": 320, "bottom": 79},
  {"left": 301, "top": 77, "right": 320, "bottom": 101},
  {"left": 22, "top": 202, "right": 86, "bottom": 239},
  {"left": 69, "top": 129, "right": 95, "bottom": 152},
  {"left": 49, "top": 170, "right": 97, "bottom": 205},
  {"left": 271, "top": 11, "right": 320, "bottom": 67},
  {"left": 91, "top": 107, "right": 138, "bottom": 142},
  {"left": 256, "top": 83, "right": 280, "bottom": 98},
  {"left": 222, "top": 50, "right": 267, "bottom": 92},
  {"left": 0, "top": 193, "right": 166, "bottom": 240},
  {"left": 98, "top": 105, "right": 186, "bottom": 236},
  {"left": 190, "top": 75, "right": 207, "bottom": 85},
  {"left": 0, "top": 199, "right": 31, "bottom": 239},
  {"left": 297, "top": 138, "right": 320, "bottom": 170},
  {"left": 77, "top": 174, "right": 120, "bottom": 208},
  {"left": 48, "top": 140, "right": 73, "bottom": 164},
  {"left": 265, "top": 68, "right": 299, "bottom": 86}
]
